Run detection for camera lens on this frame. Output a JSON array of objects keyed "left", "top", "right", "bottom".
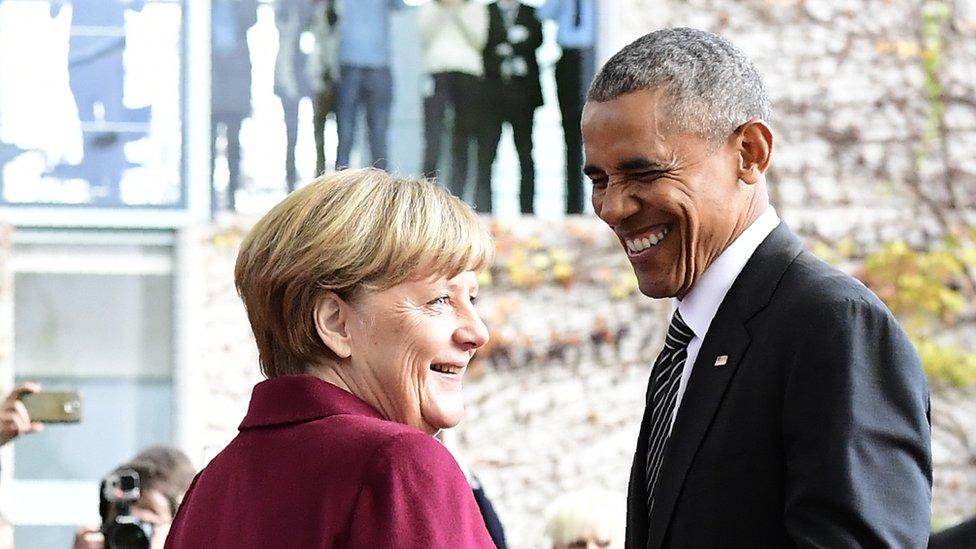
[{"left": 108, "top": 522, "right": 151, "bottom": 549}]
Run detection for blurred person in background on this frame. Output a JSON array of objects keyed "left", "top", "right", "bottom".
[
  {"left": 274, "top": 0, "right": 316, "bottom": 191},
  {"left": 418, "top": 0, "right": 488, "bottom": 202},
  {"left": 334, "top": 0, "right": 406, "bottom": 170},
  {"left": 308, "top": 0, "right": 340, "bottom": 176},
  {"left": 583, "top": 28, "right": 930, "bottom": 547},
  {"left": 477, "top": 0, "right": 543, "bottom": 214},
  {"left": 210, "top": 0, "right": 259, "bottom": 212},
  {"left": 73, "top": 445, "right": 195, "bottom": 549},
  {"left": 544, "top": 489, "right": 623, "bottom": 549},
  {"left": 537, "top": 0, "right": 596, "bottom": 215},
  {"left": 165, "top": 169, "right": 496, "bottom": 547}
]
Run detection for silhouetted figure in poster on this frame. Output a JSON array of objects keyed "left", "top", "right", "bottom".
[
  {"left": 274, "top": 0, "right": 315, "bottom": 191},
  {"left": 211, "top": 0, "right": 258, "bottom": 212},
  {"left": 334, "top": 0, "right": 405, "bottom": 170},
  {"left": 419, "top": 0, "right": 488, "bottom": 202},
  {"left": 477, "top": 0, "right": 543, "bottom": 214},
  {"left": 49, "top": 0, "right": 150, "bottom": 205},
  {"left": 309, "top": 0, "right": 339, "bottom": 176},
  {"left": 537, "top": 0, "right": 595, "bottom": 214}
]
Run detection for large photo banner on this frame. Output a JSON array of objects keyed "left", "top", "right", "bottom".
[{"left": 0, "top": 0, "right": 183, "bottom": 208}]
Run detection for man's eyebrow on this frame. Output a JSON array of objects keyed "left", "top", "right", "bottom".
[
  {"left": 617, "top": 157, "right": 669, "bottom": 172},
  {"left": 582, "top": 164, "right": 604, "bottom": 176}
]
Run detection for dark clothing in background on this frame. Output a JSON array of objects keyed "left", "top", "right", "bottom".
[
  {"left": 477, "top": 1, "right": 543, "bottom": 214},
  {"left": 336, "top": 66, "right": 392, "bottom": 170},
  {"left": 554, "top": 46, "right": 592, "bottom": 214},
  {"left": 472, "top": 480, "right": 508, "bottom": 549},
  {"left": 423, "top": 72, "right": 482, "bottom": 199},
  {"left": 930, "top": 517, "right": 976, "bottom": 549}
]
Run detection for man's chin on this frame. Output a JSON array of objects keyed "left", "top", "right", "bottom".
[{"left": 636, "top": 275, "right": 679, "bottom": 299}]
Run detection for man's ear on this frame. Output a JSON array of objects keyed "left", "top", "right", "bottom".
[
  {"left": 314, "top": 292, "right": 353, "bottom": 359},
  {"left": 736, "top": 120, "right": 773, "bottom": 185}
]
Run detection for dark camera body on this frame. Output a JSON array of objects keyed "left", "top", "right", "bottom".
[{"left": 101, "top": 469, "right": 153, "bottom": 549}]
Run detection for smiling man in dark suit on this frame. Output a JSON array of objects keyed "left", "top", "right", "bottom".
[{"left": 581, "top": 28, "right": 932, "bottom": 548}]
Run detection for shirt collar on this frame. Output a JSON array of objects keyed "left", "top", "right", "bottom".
[
  {"left": 239, "top": 374, "right": 385, "bottom": 430},
  {"left": 676, "top": 206, "right": 781, "bottom": 341}
]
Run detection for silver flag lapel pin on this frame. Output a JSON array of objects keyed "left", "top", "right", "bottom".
[{"left": 714, "top": 355, "right": 729, "bottom": 367}]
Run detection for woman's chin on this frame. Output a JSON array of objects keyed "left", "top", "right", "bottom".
[{"left": 421, "top": 398, "right": 465, "bottom": 432}]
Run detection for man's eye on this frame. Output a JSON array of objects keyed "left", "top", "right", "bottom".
[
  {"left": 636, "top": 170, "right": 665, "bottom": 180},
  {"left": 589, "top": 177, "right": 608, "bottom": 189}
]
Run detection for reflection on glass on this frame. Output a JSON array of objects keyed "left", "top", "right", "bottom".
[
  {"left": 211, "top": 0, "right": 258, "bottom": 212},
  {"left": 0, "top": 0, "right": 183, "bottom": 207}
]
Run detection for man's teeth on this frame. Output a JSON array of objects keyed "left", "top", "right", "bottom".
[
  {"left": 430, "top": 364, "right": 461, "bottom": 375},
  {"left": 625, "top": 227, "right": 670, "bottom": 253}
]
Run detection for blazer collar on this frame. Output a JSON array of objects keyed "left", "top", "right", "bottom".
[
  {"left": 646, "top": 222, "right": 804, "bottom": 548},
  {"left": 239, "top": 374, "right": 385, "bottom": 430}
]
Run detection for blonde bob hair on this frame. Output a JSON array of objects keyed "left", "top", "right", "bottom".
[{"left": 235, "top": 168, "right": 493, "bottom": 378}]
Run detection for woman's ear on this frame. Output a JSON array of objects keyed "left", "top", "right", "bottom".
[
  {"left": 736, "top": 120, "right": 773, "bottom": 185},
  {"left": 314, "top": 292, "right": 353, "bottom": 359}
]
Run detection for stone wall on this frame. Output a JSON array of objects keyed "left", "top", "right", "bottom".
[
  {"left": 607, "top": 0, "right": 976, "bottom": 250},
  {"left": 180, "top": 214, "right": 975, "bottom": 547}
]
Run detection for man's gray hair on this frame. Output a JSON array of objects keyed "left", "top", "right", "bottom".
[{"left": 587, "top": 27, "right": 771, "bottom": 145}]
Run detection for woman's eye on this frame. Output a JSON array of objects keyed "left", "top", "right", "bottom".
[
  {"left": 469, "top": 295, "right": 478, "bottom": 305},
  {"left": 427, "top": 295, "right": 450, "bottom": 307}
]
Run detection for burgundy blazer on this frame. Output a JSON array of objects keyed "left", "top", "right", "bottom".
[{"left": 165, "top": 375, "right": 496, "bottom": 548}]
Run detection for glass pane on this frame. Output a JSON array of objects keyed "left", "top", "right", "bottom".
[
  {"left": 0, "top": 0, "right": 184, "bottom": 207},
  {"left": 13, "top": 271, "right": 174, "bottom": 481},
  {"left": 13, "top": 525, "right": 76, "bottom": 549},
  {"left": 12, "top": 377, "right": 173, "bottom": 481},
  {"left": 14, "top": 272, "right": 173, "bottom": 378}
]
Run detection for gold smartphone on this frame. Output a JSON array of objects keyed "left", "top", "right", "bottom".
[{"left": 22, "top": 391, "right": 82, "bottom": 423}]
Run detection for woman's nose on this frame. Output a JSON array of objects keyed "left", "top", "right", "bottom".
[{"left": 454, "top": 308, "right": 489, "bottom": 350}]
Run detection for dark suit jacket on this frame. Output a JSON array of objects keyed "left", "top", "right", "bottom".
[
  {"left": 483, "top": 2, "right": 543, "bottom": 110},
  {"left": 165, "top": 375, "right": 495, "bottom": 548},
  {"left": 626, "top": 223, "right": 932, "bottom": 548}
]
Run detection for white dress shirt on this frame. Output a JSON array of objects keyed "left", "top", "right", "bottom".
[{"left": 669, "top": 206, "right": 781, "bottom": 428}]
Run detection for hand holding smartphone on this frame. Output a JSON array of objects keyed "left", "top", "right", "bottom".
[{"left": 1, "top": 382, "right": 45, "bottom": 445}]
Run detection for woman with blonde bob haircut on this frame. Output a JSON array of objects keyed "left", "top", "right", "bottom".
[{"left": 167, "top": 169, "right": 497, "bottom": 548}]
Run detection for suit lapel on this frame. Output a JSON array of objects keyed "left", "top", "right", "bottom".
[{"left": 644, "top": 223, "right": 804, "bottom": 549}]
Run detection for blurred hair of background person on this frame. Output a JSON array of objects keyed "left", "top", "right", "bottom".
[
  {"left": 334, "top": 0, "right": 406, "bottom": 170},
  {"left": 476, "top": 0, "right": 543, "bottom": 215},
  {"left": 273, "top": 0, "right": 316, "bottom": 191},
  {"left": 537, "top": 0, "right": 596, "bottom": 215},
  {"left": 166, "top": 169, "right": 496, "bottom": 548},
  {"left": 308, "top": 0, "right": 340, "bottom": 176},
  {"left": 210, "top": 0, "right": 259, "bottom": 213},
  {"left": 544, "top": 489, "right": 623, "bottom": 549},
  {"left": 72, "top": 445, "right": 195, "bottom": 549},
  {"left": 418, "top": 0, "right": 488, "bottom": 202}
]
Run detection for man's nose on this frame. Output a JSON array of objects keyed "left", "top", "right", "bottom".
[{"left": 596, "top": 183, "right": 637, "bottom": 227}]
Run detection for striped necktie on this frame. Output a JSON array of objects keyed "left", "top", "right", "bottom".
[{"left": 645, "top": 309, "right": 695, "bottom": 516}]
